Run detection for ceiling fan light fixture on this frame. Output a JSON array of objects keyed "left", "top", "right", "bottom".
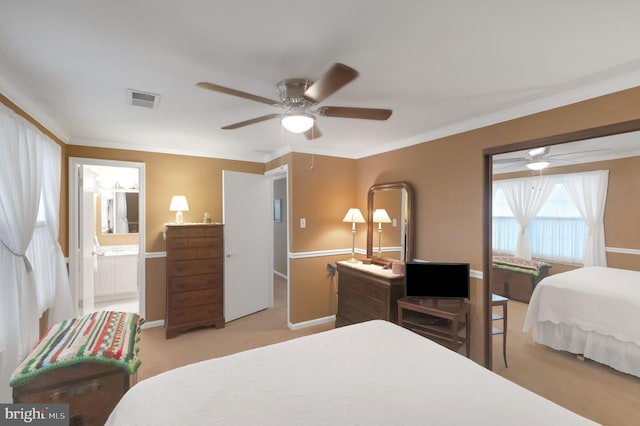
[
  {"left": 281, "top": 113, "right": 314, "bottom": 133},
  {"left": 526, "top": 160, "right": 550, "bottom": 171}
]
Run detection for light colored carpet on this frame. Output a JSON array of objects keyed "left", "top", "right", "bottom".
[
  {"left": 493, "top": 299, "right": 640, "bottom": 426},
  {"left": 137, "top": 279, "right": 640, "bottom": 425},
  {"left": 137, "top": 275, "right": 333, "bottom": 380}
]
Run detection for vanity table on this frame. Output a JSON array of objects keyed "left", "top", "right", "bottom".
[{"left": 335, "top": 261, "right": 405, "bottom": 327}]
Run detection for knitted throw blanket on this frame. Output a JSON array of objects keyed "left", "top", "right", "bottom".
[
  {"left": 10, "top": 311, "right": 143, "bottom": 387},
  {"left": 492, "top": 256, "right": 551, "bottom": 277}
]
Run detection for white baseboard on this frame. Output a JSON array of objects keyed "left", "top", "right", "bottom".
[
  {"left": 141, "top": 319, "right": 164, "bottom": 329},
  {"left": 288, "top": 315, "right": 335, "bottom": 330}
]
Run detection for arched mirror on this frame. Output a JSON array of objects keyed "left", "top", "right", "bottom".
[{"left": 366, "top": 182, "right": 413, "bottom": 265}]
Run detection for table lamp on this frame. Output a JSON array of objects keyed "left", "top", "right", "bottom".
[
  {"left": 169, "top": 195, "right": 189, "bottom": 224},
  {"left": 373, "top": 208, "right": 392, "bottom": 255},
  {"left": 342, "top": 208, "right": 365, "bottom": 263}
]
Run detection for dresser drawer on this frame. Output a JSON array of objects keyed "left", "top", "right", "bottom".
[
  {"left": 167, "top": 227, "right": 189, "bottom": 238},
  {"left": 171, "top": 248, "right": 197, "bottom": 261},
  {"left": 171, "top": 304, "right": 222, "bottom": 325},
  {"left": 187, "top": 227, "right": 206, "bottom": 237},
  {"left": 190, "top": 236, "right": 221, "bottom": 248},
  {"left": 170, "top": 274, "right": 220, "bottom": 292},
  {"left": 196, "top": 247, "right": 221, "bottom": 259},
  {"left": 204, "top": 227, "right": 221, "bottom": 237},
  {"left": 169, "top": 259, "right": 221, "bottom": 276},
  {"left": 338, "top": 301, "right": 386, "bottom": 323},
  {"left": 168, "top": 238, "right": 189, "bottom": 250},
  {"left": 339, "top": 288, "right": 387, "bottom": 318},
  {"left": 340, "top": 277, "right": 389, "bottom": 304},
  {"left": 171, "top": 288, "right": 221, "bottom": 308}
]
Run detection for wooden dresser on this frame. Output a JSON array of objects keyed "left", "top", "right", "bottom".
[
  {"left": 165, "top": 223, "right": 225, "bottom": 339},
  {"left": 336, "top": 261, "right": 405, "bottom": 327}
]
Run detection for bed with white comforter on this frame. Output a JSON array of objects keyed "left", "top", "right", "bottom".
[
  {"left": 524, "top": 266, "right": 640, "bottom": 377},
  {"left": 106, "top": 320, "right": 595, "bottom": 425}
]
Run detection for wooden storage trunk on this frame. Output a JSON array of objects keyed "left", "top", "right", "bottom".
[
  {"left": 13, "top": 363, "right": 131, "bottom": 426},
  {"left": 10, "top": 311, "right": 142, "bottom": 426},
  {"left": 491, "top": 257, "right": 551, "bottom": 303}
]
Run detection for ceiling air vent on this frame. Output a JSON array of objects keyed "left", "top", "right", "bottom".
[{"left": 128, "top": 89, "right": 160, "bottom": 108}]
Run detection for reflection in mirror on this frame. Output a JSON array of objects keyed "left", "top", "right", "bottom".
[
  {"left": 484, "top": 121, "right": 640, "bottom": 376},
  {"left": 101, "top": 191, "right": 139, "bottom": 234},
  {"left": 88, "top": 164, "right": 140, "bottom": 235},
  {"left": 366, "top": 182, "right": 413, "bottom": 264}
]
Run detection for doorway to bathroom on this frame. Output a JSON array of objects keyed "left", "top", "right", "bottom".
[{"left": 68, "top": 158, "right": 146, "bottom": 317}]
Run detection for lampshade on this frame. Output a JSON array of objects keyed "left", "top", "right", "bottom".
[
  {"left": 169, "top": 195, "right": 189, "bottom": 224},
  {"left": 281, "top": 113, "right": 314, "bottom": 133},
  {"left": 169, "top": 195, "right": 189, "bottom": 212},
  {"left": 373, "top": 209, "right": 392, "bottom": 224},
  {"left": 342, "top": 208, "right": 365, "bottom": 223},
  {"left": 526, "top": 161, "right": 550, "bottom": 171}
]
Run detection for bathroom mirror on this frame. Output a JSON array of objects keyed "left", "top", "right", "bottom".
[
  {"left": 101, "top": 191, "right": 139, "bottom": 234},
  {"left": 366, "top": 182, "right": 413, "bottom": 265}
]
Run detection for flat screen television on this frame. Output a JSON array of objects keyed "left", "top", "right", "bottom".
[{"left": 405, "top": 262, "right": 470, "bottom": 300}]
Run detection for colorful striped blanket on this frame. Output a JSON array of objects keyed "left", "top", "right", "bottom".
[
  {"left": 10, "top": 311, "right": 143, "bottom": 387},
  {"left": 492, "top": 256, "right": 551, "bottom": 277}
]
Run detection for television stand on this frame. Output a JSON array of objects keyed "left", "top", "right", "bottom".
[{"left": 397, "top": 297, "right": 470, "bottom": 357}]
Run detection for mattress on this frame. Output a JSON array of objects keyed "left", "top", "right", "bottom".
[
  {"left": 524, "top": 267, "right": 640, "bottom": 344},
  {"left": 524, "top": 266, "right": 640, "bottom": 376},
  {"left": 106, "top": 320, "right": 596, "bottom": 425}
]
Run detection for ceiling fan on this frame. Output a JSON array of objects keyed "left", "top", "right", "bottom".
[
  {"left": 493, "top": 146, "right": 610, "bottom": 171},
  {"left": 196, "top": 63, "right": 392, "bottom": 140}
]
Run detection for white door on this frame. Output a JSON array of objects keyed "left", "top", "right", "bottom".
[
  {"left": 223, "top": 170, "right": 272, "bottom": 321},
  {"left": 80, "top": 166, "right": 97, "bottom": 314}
]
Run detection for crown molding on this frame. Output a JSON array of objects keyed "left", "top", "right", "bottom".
[
  {"left": 353, "top": 71, "right": 640, "bottom": 160},
  {"left": 0, "top": 68, "right": 70, "bottom": 143}
]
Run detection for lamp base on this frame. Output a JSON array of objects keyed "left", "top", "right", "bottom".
[{"left": 344, "top": 257, "right": 362, "bottom": 264}]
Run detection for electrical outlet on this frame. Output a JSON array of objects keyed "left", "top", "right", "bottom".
[
  {"left": 392, "top": 218, "right": 397, "bottom": 227},
  {"left": 300, "top": 218, "right": 306, "bottom": 228}
]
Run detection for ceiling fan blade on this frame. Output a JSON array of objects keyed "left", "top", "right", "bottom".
[
  {"left": 303, "top": 63, "right": 359, "bottom": 103},
  {"left": 304, "top": 123, "right": 322, "bottom": 140},
  {"left": 221, "top": 113, "right": 281, "bottom": 130},
  {"left": 547, "top": 148, "right": 610, "bottom": 158},
  {"left": 196, "top": 82, "right": 279, "bottom": 106},
  {"left": 493, "top": 157, "right": 526, "bottom": 164},
  {"left": 317, "top": 106, "right": 392, "bottom": 120}
]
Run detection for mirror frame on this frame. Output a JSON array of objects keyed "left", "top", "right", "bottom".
[
  {"left": 366, "top": 181, "right": 413, "bottom": 265},
  {"left": 482, "top": 118, "right": 640, "bottom": 369}
]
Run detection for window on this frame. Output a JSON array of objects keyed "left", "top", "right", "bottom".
[{"left": 493, "top": 181, "right": 588, "bottom": 263}]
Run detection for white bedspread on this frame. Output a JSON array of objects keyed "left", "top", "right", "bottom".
[
  {"left": 524, "top": 267, "right": 640, "bottom": 344},
  {"left": 106, "top": 320, "right": 595, "bottom": 425}
]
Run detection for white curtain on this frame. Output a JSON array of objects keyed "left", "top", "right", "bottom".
[
  {"left": 115, "top": 192, "right": 129, "bottom": 233},
  {"left": 500, "top": 175, "right": 555, "bottom": 260},
  {"left": 562, "top": 170, "right": 609, "bottom": 267},
  {"left": 0, "top": 104, "right": 43, "bottom": 402},
  {"left": 26, "top": 137, "right": 75, "bottom": 324}
]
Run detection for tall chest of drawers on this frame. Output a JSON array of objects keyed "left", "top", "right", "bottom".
[
  {"left": 335, "top": 261, "right": 405, "bottom": 328},
  {"left": 165, "top": 224, "right": 225, "bottom": 339}
]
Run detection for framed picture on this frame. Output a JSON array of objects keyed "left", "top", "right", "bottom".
[{"left": 274, "top": 198, "right": 281, "bottom": 223}]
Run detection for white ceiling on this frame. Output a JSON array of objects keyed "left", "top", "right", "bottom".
[{"left": 2, "top": 1, "right": 640, "bottom": 163}]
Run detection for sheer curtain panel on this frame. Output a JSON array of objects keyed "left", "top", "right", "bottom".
[
  {"left": 0, "top": 104, "right": 43, "bottom": 402},
  {"left": 562, "top": 170, "right": 609, "bottom": 267},
  {"left": 500, "top": 176, "right": 554, "bottom": 260}
]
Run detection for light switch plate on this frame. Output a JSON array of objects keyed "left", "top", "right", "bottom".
[{"left": 300, "top": 218, "right": 306, "bottom": 228}]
